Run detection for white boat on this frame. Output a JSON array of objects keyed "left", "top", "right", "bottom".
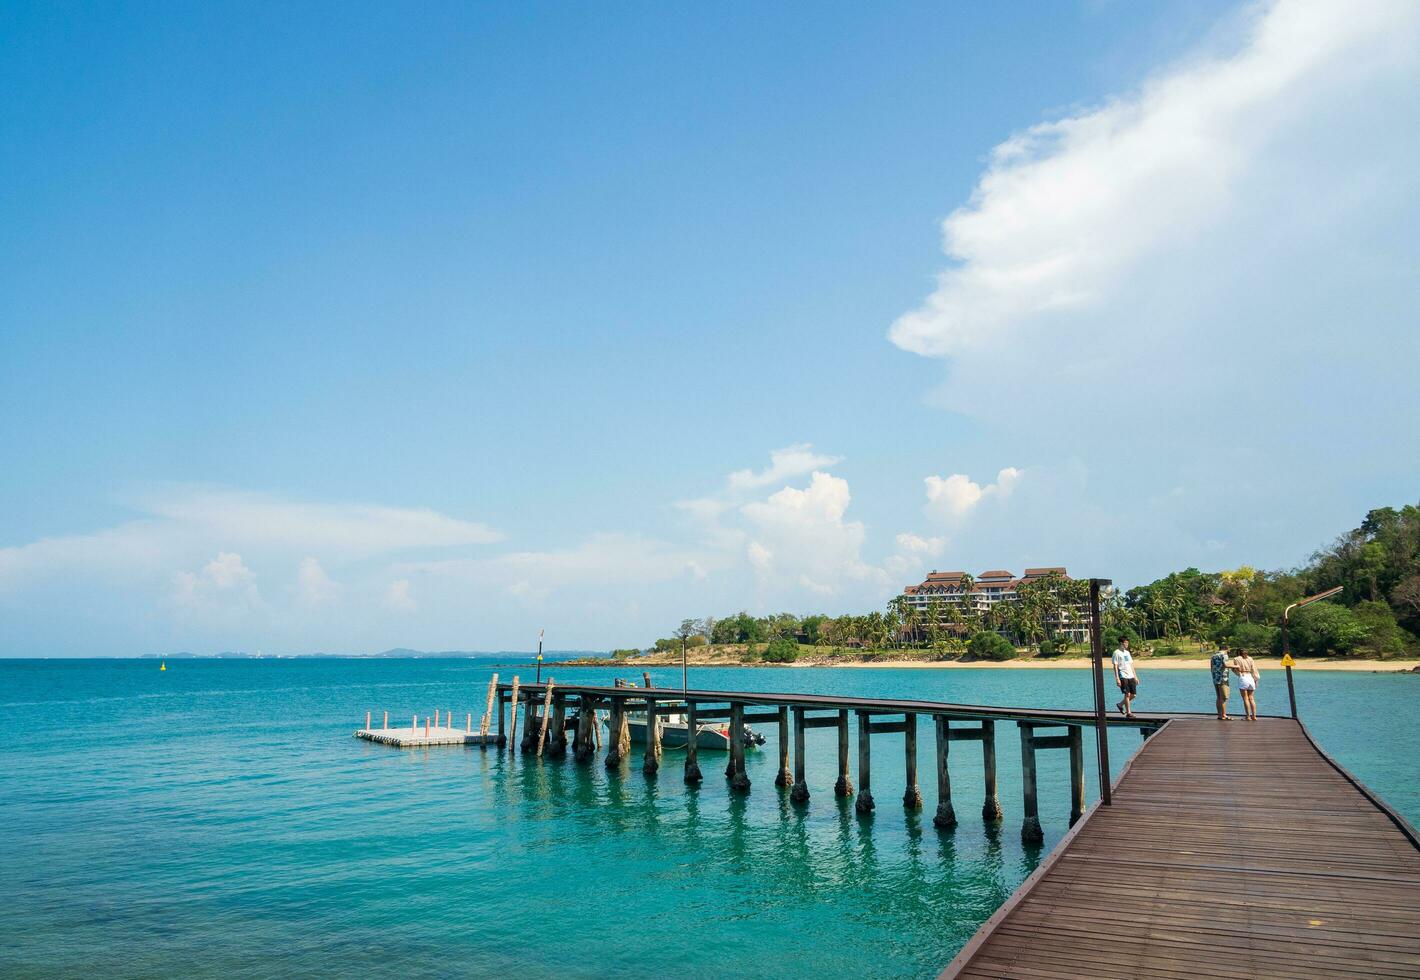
[{"left": 609, "top": 711, "right": 764, "bottom": 752}]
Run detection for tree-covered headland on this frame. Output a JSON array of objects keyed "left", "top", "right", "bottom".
[{"left": 633, "top": 503, "right": 1420, "bottom": 663}]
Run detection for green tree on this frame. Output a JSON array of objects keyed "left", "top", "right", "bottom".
[
  {"left": 969, "top": 631, "right": 1017, "bottom": 661},
  {"left": 1286, "top": 603, "right": 1370, "bottom": 657},
  {"left": 762, "top": 637, "right": 799, "bottom": 663}
]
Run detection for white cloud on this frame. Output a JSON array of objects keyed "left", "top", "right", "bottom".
[
  {"left": 144, "top": 488, "right": 503, "bottom": 557},
  {"left": 894, "top": 533, "right": 946, "bottom": 558},
  {"left": 726, "top": 443, "right": 843, "bottom": 491},
  {"left": 924, "top": 467, "right": 1022, "bottom": 522},
  {"left": 0, "top": 488, "right": 502, "bottom": 594},
  {"left": 171, "top": 551, "right": 261, "bottom": 612},
  {"left": 889, "top": 0, "right": 1420, "bottom": 359},
  {"left": 384, "top": 579, "right": 417, "bottom": 612},
  {"left": 297, "top": 557, "right": 338, "bottom": 607},
  {"left": 740, "top": 472, "right": 884, "bottom": 597},
  {"left": 397, "top": 532, "right": 712, "bottom": 597}
]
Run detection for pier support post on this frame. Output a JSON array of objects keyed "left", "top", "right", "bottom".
[
  {"left": 366, "top": 711, "right": 371, "bottom": 731},
  {"left": 547, "top": 693, "right": 568, "bottom": 759},
  {"left": 903, "top": 713, "right": 923, "bottom": 809},
  {"left": 933, "top": 717, "right": 956, "bottom": 828},
  {"left": 642, "top": 698, "right": 661, "bottom": 776},
  {"left": 1019, "top": 723, "right": 1043, "bottom": 845},
  {"left": 790, "top": 707, "right": 809, "bottom": 804},
  {"left": 605, "top": 697, "right": 628, "bottom": 769},
  {"left": 728, "top": 702, "right": 750, "bottom": 793},
  {"left": 505, "top": 678, "right": 520, "bottom": 749},
  {"left": 981, "top": 719, "right": 1003, "bottom": 822},
  {"left": 497, "top": 692, "right": 506, "bottom": 746},
  {"left": 521, "top": 695, "right": 539, "bottom": 753},
  {"left": 834, "top": 709, "right": 854, "bottom": 797},
  {"left": 1069, "top": 725, "right": 1085, "bottom": 826},
  {"left": 684, "top": 700, "right": 703, "bottom": 783},
  {"left": 855, "top": 711, "right": 875, "bottom": 814},
  {"left": 573, "top": 697, "right": 597, "bottom": 763},
  {"left": 775, "top": 706, "right": 792, "bottom": 788},
  {"left": 383, "top": 710, "right": 388, "bottom": 732}
]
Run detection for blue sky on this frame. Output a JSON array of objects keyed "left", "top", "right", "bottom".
[{"left": 2, "top": 0, "right": 1417, "bottom": 656}]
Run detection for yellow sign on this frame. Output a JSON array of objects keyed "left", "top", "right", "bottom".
[{"left": 1280, "top": 654, "right": 1295, "bottom": 667}]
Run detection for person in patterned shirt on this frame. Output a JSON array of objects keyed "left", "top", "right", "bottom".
[{"left": 1209, "top": 645, "right": 1233, "bottom": 721}]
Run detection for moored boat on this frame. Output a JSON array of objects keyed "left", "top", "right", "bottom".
[{"left": 609, "top": 711, "right": 765, "bottom": 752}]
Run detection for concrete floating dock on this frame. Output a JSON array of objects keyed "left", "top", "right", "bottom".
[{"left": 356, "top": 726, "right": 499, "bottom": 748}]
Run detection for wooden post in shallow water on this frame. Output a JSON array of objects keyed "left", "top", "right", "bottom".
[
  {"left": 903, "top": 713, "right": 923, "bottom": 809},
  {"left": 535, "top": 681, "right": 555, "bottom": 756},
  {"left": 366, "top": 711, "right": 371, "bottom": 731},
  {"left": 728, "top": 703, "right": 750, "bottom": 793},
  {"left": 775, "top": 706, "right": 792, "bottom": 788},
  {"left": 506, "top": 678, "right": 521, "bottom": 749},
  {"left": 834, "top": 709, "right": 853, "bottom": 797},
  {"left": 605, "top": 697, "right": 628, "bottom": 769},
  {"left": 547, "top": 692, "right": 568, "bottom": 759},
  {"left": 383, "top": 710, "right": 388, "bottom": 731},
  {"left": 684, "top": 700, "right": 703, "bottom": 783},
  {"left": 480, "top": 674, "right": 498, "bottom": 736},
  {"left": 642, "top": 697, "right": 661, "bottom": 776},
  {"left": 790, "top": 707, "right": 809, "bottom": 804},
  {"left": 981, "top": 719, "right": 1003, "bottom": 822},
  {"left": 466, "top": 712, "right": 472, "bottom": 733},
  {"left": 1068, "top": 725, "right": 1085, "bottom": 826},
  {"left": 855, "top": 711, "right": 874, "bottom": 814},
  {"left": 573, "top": 696, "right": 597, "bottom": 763},
  {"left": 1019, "top": 722, "right": 1043, "bottom": 845},
  {"left": 933, "top": 717, "right": 956, "bottom": 829}
]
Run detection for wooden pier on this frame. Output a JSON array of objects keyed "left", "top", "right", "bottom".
[
  {"left": 942, "top": 717, "right": 1420, "bottom": 979},
  {"left": 492, "top": 681, "right": 1176, "bottom": 835},
  {"left": 354, "top": 676, "right": 1419, "bottom": 977}
]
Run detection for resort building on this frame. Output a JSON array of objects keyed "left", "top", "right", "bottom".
[{"left": 898, "top": 566, "right": 1090, "bottom": 642}]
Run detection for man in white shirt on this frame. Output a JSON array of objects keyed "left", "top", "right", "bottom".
[{"left": 1112, "top": 638, "right": 1139, "bottom": 718}]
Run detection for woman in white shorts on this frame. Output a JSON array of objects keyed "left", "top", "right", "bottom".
[{"left": 1233, "top": 651, "right": 1260, "bottom": 721}]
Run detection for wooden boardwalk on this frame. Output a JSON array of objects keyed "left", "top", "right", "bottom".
[{"left": 943, "top": 717, "right": 1420, "bottom": 979}]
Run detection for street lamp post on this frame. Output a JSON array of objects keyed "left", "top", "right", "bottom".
[
  {"left": 1088, "top": 578, "right": 1113, "bottom": 807},
  {"left": 535, "top": 629, "right": 544, "bottom": 684},
  {"left": 1281, "top": 586, "right": 1343, "bottom": 719}
]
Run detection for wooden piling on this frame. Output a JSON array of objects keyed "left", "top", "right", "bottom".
[
  {"left": 834, "top": 709, "right": 854, "bottom": 797},
  {"left": 366, "top": 710, "right": 371, "bottom": 731},
  {"left": 382, "top": 710, "right": 388, "bottom": 731},
  {"left": 933, "top": 717, "right": 956, "bottom": 828},
  {"left": 775, "top": 706, "right": 792, "bottom": 788},
  {"left": 982, "top": 719, "right": 1003, "bottom": 821},
  {"left": 573, "top": 696, "right": 597, "bottom": 763},
  {"left": 1068, "top": 725, "right": 1086, "bottom": 826},
  {"left": 728, "top": 702, "right": 750, "bottom": 793},
  {"left": 790, "top": 707, "right": 809, "bottom": 804},
  {"left": 642, "top": 697, "right": 661, "bottom": 776},
  {"left": 424, "top": 716, "right": 430, "bottom": 738},
  {"left": 507, "top": 677, "right": 521, "bottom": 749},
  {"left": 684, "top": 700, "right": 703, "bottom": 783},
  {"left": 855, "top": 711, "right": 874, "bottom": 814},
  {"left": 903, "top": 713, "right": 923, "bottom": 809},
  {"left": 1019, "top": 722, "right": 1043, "bottom": 844},
  {"left": 480, "top": 674, "right": 498, "bottom": 736},
  {"left": 605, "top": 697, "right": 628, "bottom": 770},
  {"left": 535, "top": 680, "right": 555, "bottom": 756},
  {"left": 547, "top": 692, "right": 568, "bottom": 759}
]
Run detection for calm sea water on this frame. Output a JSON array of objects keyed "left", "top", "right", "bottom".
[{"left": 1, "top": 659, "right": 1415, "bottom": 979}]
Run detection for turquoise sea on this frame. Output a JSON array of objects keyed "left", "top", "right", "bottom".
[{"left": 1, "top": 659, "right": 1415, "bottom": 979}]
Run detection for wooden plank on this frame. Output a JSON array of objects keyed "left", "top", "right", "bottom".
[{"left": 941, "top": 717, "right": 1420, "bottom": 979}]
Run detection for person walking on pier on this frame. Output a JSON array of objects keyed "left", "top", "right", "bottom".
[
  {"left": 1232, "top": 648, "right": 1260, "bottom": 721},
  {"left": 1210, "top": 646, "right": 1233, "bottom": 720},
  {"left": 1111, "top": 638, "right": 1138, "bottom": 718}
]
